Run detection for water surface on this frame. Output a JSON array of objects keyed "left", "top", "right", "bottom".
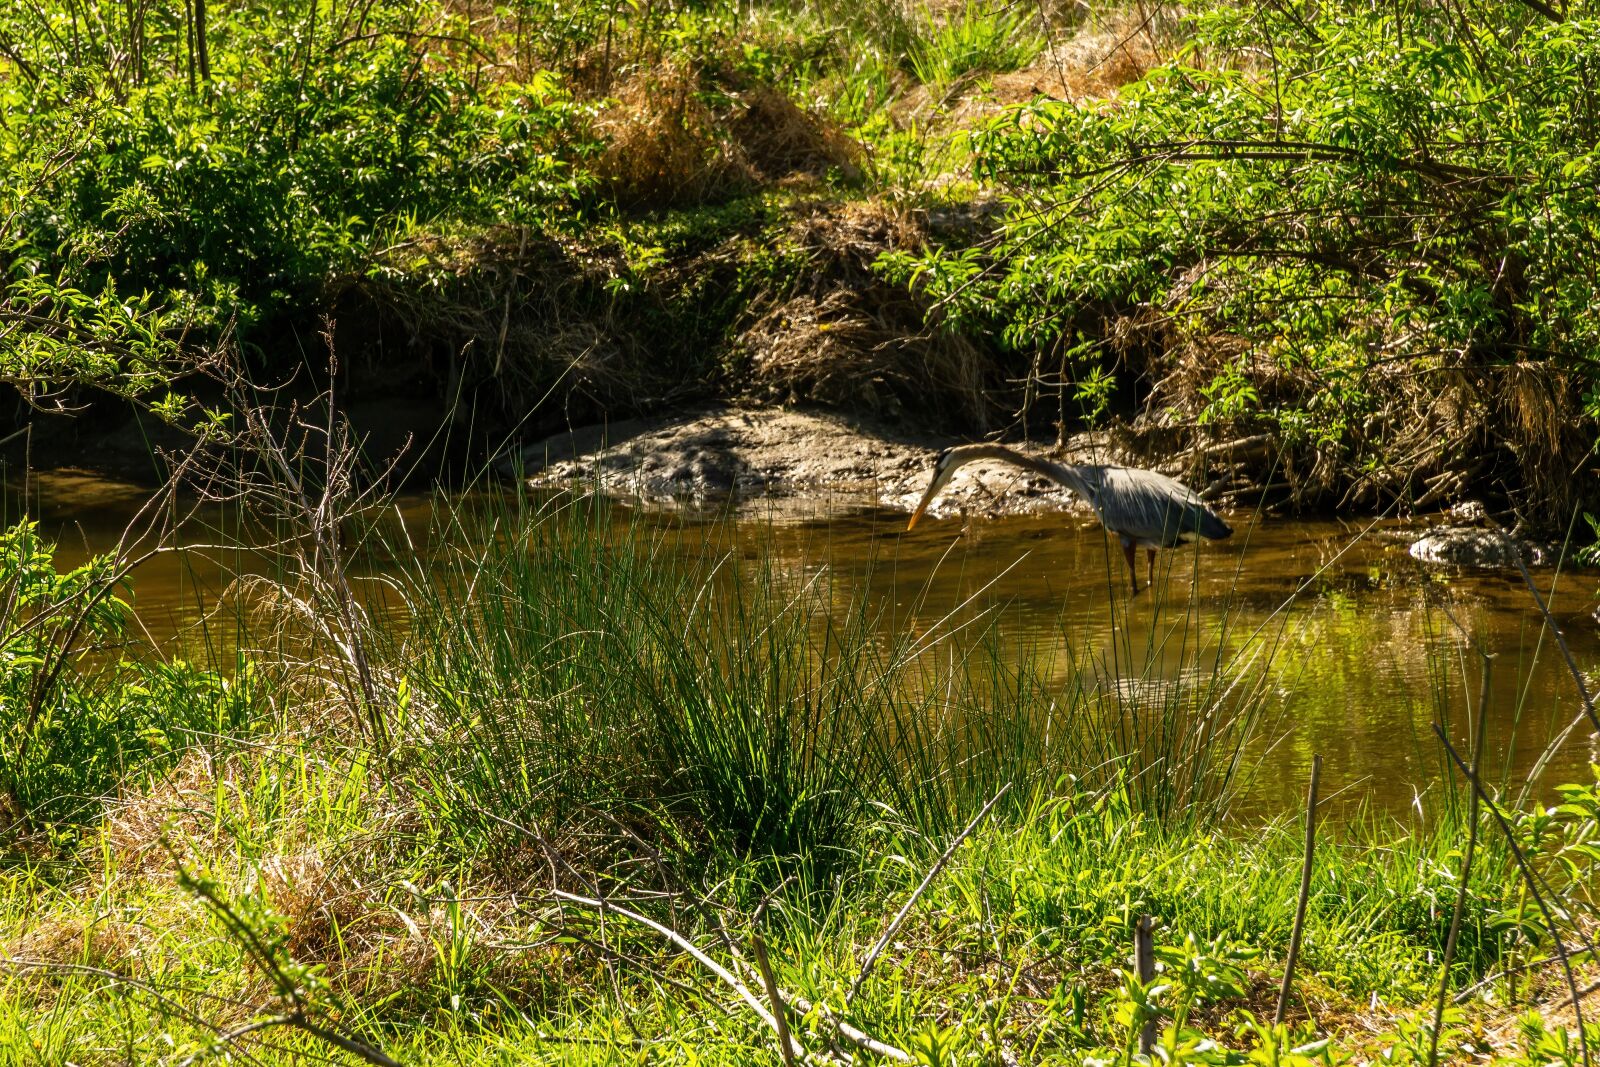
[{"left": 23, "top": 470, "right": 1600, "bottom": 821}]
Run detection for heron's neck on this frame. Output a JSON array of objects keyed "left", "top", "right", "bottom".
[{"left": 946, "top": 444, "right": 1094, "bottom": 497}]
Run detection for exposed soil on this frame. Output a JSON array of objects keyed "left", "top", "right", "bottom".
[{"left": 512, "top": 403, "right": 1122, "bottom": 519}]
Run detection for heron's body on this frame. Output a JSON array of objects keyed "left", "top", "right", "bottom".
[{"left": 906, "top": 444, "right": 1232, "bottom": 593}]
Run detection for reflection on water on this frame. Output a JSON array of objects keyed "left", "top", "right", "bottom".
[
  {"left": 643, "top": 499, "right": 1599, "bottom": 818},
  {"left": 17, "top": 470, "right": 1600, "bottom": 820}
]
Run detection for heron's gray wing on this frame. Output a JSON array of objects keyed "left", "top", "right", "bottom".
[{"left": 1095, "top": 468, "right": 1230, "bottom": 545}]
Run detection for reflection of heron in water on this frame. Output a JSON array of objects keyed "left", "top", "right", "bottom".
[{"left": 906, "top": 444, "right": 1234, "bottom": 595}]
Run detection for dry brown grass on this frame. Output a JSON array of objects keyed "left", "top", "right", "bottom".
[
  {"left": 64, "top": 741, "right": 584, "bottom": 1012},
  {"left": 592, "top": 64, "right": 863, "bottom": 206},
  {"left": 892, "top": 5, "right": 1177, "bottom": 136},
  {"left": 593, "top": 63, "right": 754, "bottom": 207},
  {"left": 101, "top": 750, "right": 233, "bottom": 876},
  {"left": 6, "top": 913, "right": 138, "bottom": 972},
  {"left": 733, "top": 85, "right": 864, "bottom": 184},
  {"left": 739, "top": 202, "right": 996, "bottom": 430}
]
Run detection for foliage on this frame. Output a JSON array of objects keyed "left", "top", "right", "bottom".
[
  {"left": 384, "top": 490, "right": 1269, "bottom": 873},
  {"left": 7, "top": 0, "right": 1600, "bottom": 1058},
  {"left": 1578, "top": 513, "right": 1600, "bottom": 567},
  {"left": 0, "top": 8, "right": 600, "bottom": 343},
  {"left": 0, "top": 522, "right": 260, "bottom": 841},
  {"left": 908, "top": 1, "right": 1044, "bottom": 90},
  {"left": 882, "top": 0, "right": 1600, "bottom": 522},
  {"left": 0, "top": 497, "right": 1594, "bottom": 1061}
]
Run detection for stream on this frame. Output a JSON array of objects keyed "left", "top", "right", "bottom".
[{"left": 24, "top": 468, "right": 1600, "bottom": 823}]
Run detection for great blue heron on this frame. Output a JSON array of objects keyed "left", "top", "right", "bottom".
[{"left": 906, "top": 443, "right": 1233, "bottom": 594}]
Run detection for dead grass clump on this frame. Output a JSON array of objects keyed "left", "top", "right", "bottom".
[
  {"left": 741, "top": 204, "right": 994, "bottom": 429},
  {"left": 7, "top": 914, "right": 136, "bottom": 972},
  {"left": 1028, "top": 8, "right": 1173, "bottom": 99},
  {"left": 102, "top": 750, "right": 231, "bottom": 877},
  {"left": 745, "top": 291, "right": 990, "bottom": 426},
  {"left": 592, "top": 64, "right": 865, "bottom": 204},
  {"left": 255, "top": 851, "right": 582, "bottom": 1013},
  {"left": 893, "top": 6, "right": 1177, "bottom": 134},
  {"left": 593, "top": 63, "right": 753, "bottom": 207},
  {"left": 258, "top": 851, "right": 377, "bottom": 968},
  {"left": 1496, "top": 361, "right": 1597, "bottom": 524},
  {"left": 731, "top": 86, "right": 863, "bottom": 183}
]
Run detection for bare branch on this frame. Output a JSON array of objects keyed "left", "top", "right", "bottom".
[{"left": 847, "top": 783, "right": 1011, "bottom": 1007}]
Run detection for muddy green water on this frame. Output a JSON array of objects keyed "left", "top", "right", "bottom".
[{"left": 25, "top": 470, "right": 1600, "bottom": 821}]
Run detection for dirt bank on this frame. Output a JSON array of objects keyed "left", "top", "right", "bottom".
[
  {"left": 511, "top": 404, "right": 1594, "bottom": 574},
  {"left": 514, "top": 403, "right": 1152, "bottom": 520}
]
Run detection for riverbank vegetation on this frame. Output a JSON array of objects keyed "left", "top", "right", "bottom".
[
  {"left": 2, "top": 0, "right": 1598, "bottom": 527},
  {"left": 4, "top": 0, "right": 1600, "bottom": 1062},
  {"left": 2, "top": 462, "right": 1599, "bottom": 1063}
]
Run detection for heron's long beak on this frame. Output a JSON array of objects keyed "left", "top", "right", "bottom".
[{"left": 906, "top": 472, "right": 948, "bottom": 531}]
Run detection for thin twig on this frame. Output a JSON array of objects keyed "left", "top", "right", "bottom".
[
  {"left": 788, "top": 991, "right": 913, "bottom": 1063},
  {"left": 1434, "top": 726, "right": 1591, "bottom": 1067},
  {"left": 177, "top": 1016, "right": 293, "bottom": 1067},
  {"left": 293, "top": 1015, "right": 405, "bottom": 1067},
  {"left": 548, "top": 886, "right": 800, "bottom": 1056},
  {"left": 1428, "top": 655, "right": 1492, "bottom": 1067},
  {"left": 846, "top": 783, "right": 1011, "bottom": 1007},
  {"left": 1275, "top": 753, "right": 1321, "bottom": 1025},
  {"left": 752, "top": 933, "right": 799, "bottom": 1067},
  {"left": 719, "top": 945, "right": 910, "bottom": 1062}
]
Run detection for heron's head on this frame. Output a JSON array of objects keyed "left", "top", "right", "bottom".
[{"left": 907, "top": 447, "right": 957, "bottom": 531}]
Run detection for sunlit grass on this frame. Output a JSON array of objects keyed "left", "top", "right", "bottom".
[{"left": 0, "top": 493, "right": 1587, "bottom": 1064}]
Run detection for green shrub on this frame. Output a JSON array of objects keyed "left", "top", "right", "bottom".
[
  {"left": 0, "top": 522, "right": 264, "bottom": 843},
  {"left": 881, "top": 0, "right": 1600, "bottom": 522},
  {"left": 1, "top": 33, "right": 599, "bottom": 341}
]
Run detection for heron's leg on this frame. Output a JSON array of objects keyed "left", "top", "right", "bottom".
[
  {"left": 1121, "top": 538, "right": 1139, "bottom": 594},
  {"left": 1146, "top": 548, "right": 1156, "bottom": 591}
]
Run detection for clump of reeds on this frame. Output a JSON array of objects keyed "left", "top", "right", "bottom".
[{"left": 372, "top": 484, "right": 1271, "bottom": 865}]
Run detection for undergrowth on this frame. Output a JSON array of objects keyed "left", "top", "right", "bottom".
[
  {"left": 0, "top": 494, "right": 1596, "bottom": 1064},
  {"left": 7, "top": 0, "right": 1593, "bottom": 528}
]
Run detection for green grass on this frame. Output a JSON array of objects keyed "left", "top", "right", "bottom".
[
  {"left": 1, "top": 496, "right": 1592, "bottom": 1065},
  {"left": 908, "top": 2, "right": 1045, "bottom": 91},
  {"left": 380, "top": 489, "right": 1270, "bottom": 860}
]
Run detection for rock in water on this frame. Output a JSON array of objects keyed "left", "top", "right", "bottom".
[{"left": 1408, "top": 526, "right": 1548, "bottom": 567}]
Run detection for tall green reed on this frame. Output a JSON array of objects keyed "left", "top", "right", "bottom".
[{"left": 372, "top": 489, "right": 1274, "bottom": 868}]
